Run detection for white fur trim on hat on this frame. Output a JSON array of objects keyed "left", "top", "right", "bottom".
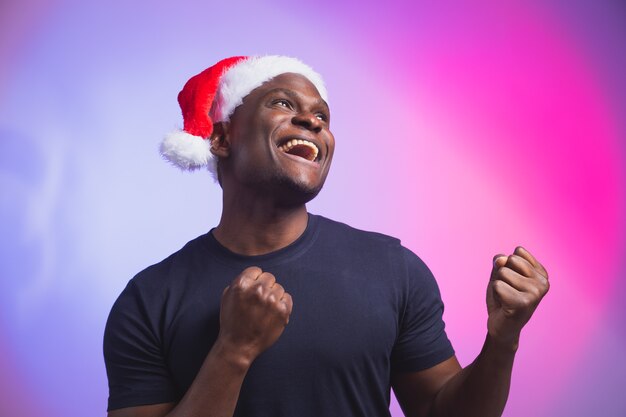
[{"left": 210, "top": 55, "right": 328, "bottom": 124}]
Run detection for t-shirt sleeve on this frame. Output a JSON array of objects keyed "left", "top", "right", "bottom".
[
  {"left": 103, "top": 279, "right": 178, "bottom": 411},
  {"left": 390, "top": 247, "right": 455, "bottom": 373}
]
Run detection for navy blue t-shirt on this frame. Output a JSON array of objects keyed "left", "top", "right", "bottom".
[{"left": 104, "top": 214, "right": 454, "bottom": 415}]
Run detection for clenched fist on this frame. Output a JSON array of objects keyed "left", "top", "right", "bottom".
[
  {"left": 487, "top": 246, "right": 549, "bottom": 347},
  {"left": 217, "top": 266, "right": 293, "bottom": 363}
]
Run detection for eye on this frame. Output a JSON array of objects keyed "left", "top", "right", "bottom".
[
  {"left": 315, "top": 112, "right": 328, "bottom": 122},
  {"left": 273, "top": 99, "right": 292, "bottom": 109}
]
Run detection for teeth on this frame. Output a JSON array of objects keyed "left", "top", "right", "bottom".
[{"left": 278, "top": 139, "right": 319, "bottom": 161}]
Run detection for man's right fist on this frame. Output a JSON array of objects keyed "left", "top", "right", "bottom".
[{"left": 217, "top": 266, "right": 293, "bottom": 362}]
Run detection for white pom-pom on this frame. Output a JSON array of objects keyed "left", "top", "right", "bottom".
[{"left": 160, "top": 131, "right": 213, "bottom": 171}]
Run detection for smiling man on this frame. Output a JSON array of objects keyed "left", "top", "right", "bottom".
[{"left": 104, "top": 55, "right": 550, "bottom": 417}]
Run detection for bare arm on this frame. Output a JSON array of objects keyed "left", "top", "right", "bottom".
[
  {"left": 108, "top": 266, "right": 293, "bottom": 417},
  {"left": 393, "top": 246, "right": 549, "bottom": 417},
  {"left": 431, "top": 334, "right": 517, "bottom": 417}
]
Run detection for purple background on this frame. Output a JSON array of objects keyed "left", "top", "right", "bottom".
[{"left": 1, "top": 0, "right": 625, "bottom": 416}]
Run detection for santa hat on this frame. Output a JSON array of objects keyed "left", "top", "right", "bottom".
[{"left": 160, "top": 55, "right": 328, "bottom": 175}]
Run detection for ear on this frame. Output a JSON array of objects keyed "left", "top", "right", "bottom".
[{"left": 209, "top": 122, "right": 231, "bottom": 159}]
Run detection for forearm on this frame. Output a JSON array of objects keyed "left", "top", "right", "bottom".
[
  {"left": 431, "top": 334, "right": 518, "bottom": 417},
  {"left": 165, "top": 339, "right": 252, "bottom": 417}
]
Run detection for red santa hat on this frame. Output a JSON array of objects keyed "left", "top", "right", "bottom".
[{"left": 160, "top": 55, "right": 328, "bottom": 175}]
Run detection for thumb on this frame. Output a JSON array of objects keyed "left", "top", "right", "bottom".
[{"left": 491, "top": 254, "right": 508, "bottom": 281}]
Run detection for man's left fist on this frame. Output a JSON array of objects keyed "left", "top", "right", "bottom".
[{"left": 486, "top": 246, "right": 550, "bottom": 347}]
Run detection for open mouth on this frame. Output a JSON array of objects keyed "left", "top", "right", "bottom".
[{"left": 277, "top": 139, "right": 319, "bottom": 162}]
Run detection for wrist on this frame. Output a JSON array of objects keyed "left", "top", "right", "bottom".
[
  {"left": 211, "top": 337, "right": 256, "bottom": 371},
  {"left": 485, "top": 332, "right": 520, "bottom": 355}
]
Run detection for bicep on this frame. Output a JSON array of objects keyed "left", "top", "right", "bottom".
[
  {"left": 108, "top": 402, "right": 176, "bottom": 417},
  {"left": 104, "top": 281, "right": 178, "bottom": 410},
  {"left": 391, "top": 356, "right": 462, "bottom": 417}
]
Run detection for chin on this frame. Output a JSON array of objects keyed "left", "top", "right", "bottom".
[{"left": 272, "top": 175, "right": 325, "bottom": 207}]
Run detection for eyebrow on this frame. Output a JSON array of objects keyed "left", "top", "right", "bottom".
[{"left": 263, "top": 88, "right": 329, "bottom": 111}]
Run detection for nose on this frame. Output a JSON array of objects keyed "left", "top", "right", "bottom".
[{"left": 292, "top": 112, "right": 322, "bottom": 133}]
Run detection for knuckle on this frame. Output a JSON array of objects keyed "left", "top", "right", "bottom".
[
  {"left": 283, "top": 302, "right": 293, "bottom": 317},
  {"left": 251, "top": 284, "right": 265, "bottom": 300},
  {"left": 258, "top": 273, "right": 276, "bottom": 289},
  {"left": 278, "top": 301, "right": 289, "bottom": 314},
  {"left": 536, "top": 282, "right": 549, "bottom": 299},
  {"left": 243, "top": 266, "right": 262, "bottom": 276},
  {"left": 528, "top": 286, "right": 541, "bottom": 299},
  {"left": 510, "top": 254, "right": 528, "bottom": 269},
  {"left": 495, "top": 268, "right": 508, "bottom": 280},
  {"left": 284, "top": 293, "right": 293, "bottom": 307},
  {"left": 507, "top": 257, "right": 523, "bottom": 271},
  {"left": 519, "top": 295, "right": 534, "bottom": 309},
  {"left": 232, "top": 280, "right": 247, "bottom": 292},
  {"left": 537, "top": 273, "right": 549, "bottom": 287}
]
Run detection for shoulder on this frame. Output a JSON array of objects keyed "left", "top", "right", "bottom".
[
  {"left": 106, "top": 233, "right": 211, "bottom": 315},
  {"left": 311, "top": 214, "right": 438, "bottom": 284},
  {"left": 311, "top": 214, "right": 434, "bottom": 279},
  {"left": 312, "top": 214, "right": 432, "bottom": 263},
  {"left": 312, "top": 213, "right": 402, "bottom": 249},
  {"left": 105, "top": 233, "right": 210, "bottom": 334},
  {"left": 130, "top": 233, "right": 210, "bottom": 290}
]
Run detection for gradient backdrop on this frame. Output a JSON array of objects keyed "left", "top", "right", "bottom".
[{"left": 1, "top": 0, "right": 625, "bottom": 416}]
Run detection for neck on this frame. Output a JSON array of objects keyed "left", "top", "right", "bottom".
[{"left": 212, "top": 187, "right": 309, "bottom": 256}]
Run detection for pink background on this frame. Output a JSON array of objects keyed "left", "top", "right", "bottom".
[{"left": 1, "top": 0, "right": 624, "bottom": 415}]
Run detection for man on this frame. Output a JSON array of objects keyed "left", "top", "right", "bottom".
[{"left": 104, "top": 55, "right": 550, "bottom": 417}]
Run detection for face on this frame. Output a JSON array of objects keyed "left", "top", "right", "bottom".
[{"left": 216, "top": 73, "right": 335, "bottom": 206}]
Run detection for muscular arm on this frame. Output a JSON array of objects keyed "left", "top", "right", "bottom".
[
  {"left": 432, "top": 334, "right": 517, "bottom": 417},
  {"left": 108, "top": 267, "right": 293, "bottom": 417},
  {"left": 392, "top": 336, "right": 516, "bottom": 417},
  {"left": 393, "top": 246, "right": 549, "bottom": 417}
]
